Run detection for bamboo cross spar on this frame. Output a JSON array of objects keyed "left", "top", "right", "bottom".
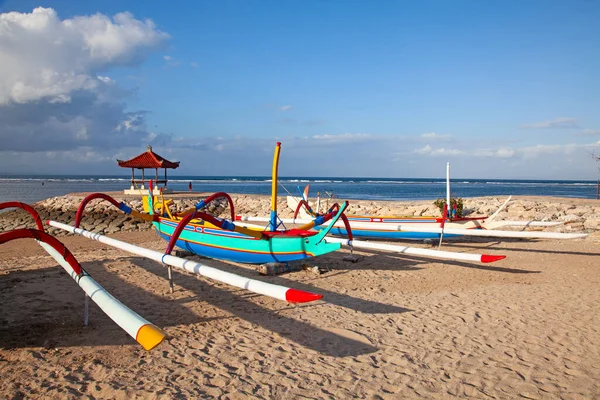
[{"left": 48, "top": 221, "right": 323, "bottom": 303}]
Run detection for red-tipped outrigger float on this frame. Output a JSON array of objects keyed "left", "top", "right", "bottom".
[
  {"left": 46, "top": 144, "right": 338, "bottom": 304},
  {"left": 48, "top": 220, "right": 323, "bottom": 303},
  {"left": 0, "top": 202, "right": 166, "bottom": 351}
]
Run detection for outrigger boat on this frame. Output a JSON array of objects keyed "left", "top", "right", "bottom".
[
  {"left": 278, "top": 162, "right": 587, "bottom": 241},
  {"left": 69, "top": 142, "right": 351, "bottom": 264},
  {"left": 283, "top": 194, "right": 586, "bottom": 240},
  {"left": 65, "top": 142, "right": 506, "bottom": 265}
]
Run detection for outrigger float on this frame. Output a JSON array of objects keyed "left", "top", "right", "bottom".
[
  {"left": 48, "top": 220, "right": 323, "bottom": 303},
  {"left": 0, "top": 202, "right": 166, "bottom": 351}
]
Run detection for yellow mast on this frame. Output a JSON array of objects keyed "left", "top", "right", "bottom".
[{"left": 269, "top": 142, "right": 282, "bottom": 231}]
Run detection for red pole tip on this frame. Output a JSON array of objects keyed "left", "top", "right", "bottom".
[
  {"left": 285, "top": 289, "right": 323, "bottom": 303},
  {"left": 481, "top": 254, "right": 507, "bottom": 263}
]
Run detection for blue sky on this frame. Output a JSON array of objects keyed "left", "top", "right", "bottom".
[{"left": 0, "top": 1, "right": 599, "bottom": 179}]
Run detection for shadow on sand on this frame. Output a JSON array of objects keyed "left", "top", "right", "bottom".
[{"left": 1, "top": 253, "right": 384, "bottom": 357}]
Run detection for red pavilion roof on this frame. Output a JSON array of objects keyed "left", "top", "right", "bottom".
[{"left": 117, "top": 146, "right": 180, "bottom": 169}]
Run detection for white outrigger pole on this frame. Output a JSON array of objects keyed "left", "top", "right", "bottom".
[
  {"left": 236, "top": 214, "right": 586, "bottom": 240},
  {"left": 37, "top": 239, "right": 167, "bottom": 350},
  {"left": 49, "top": 221, "right": 323, "bottom": 303},
  {"left": 446, "top": 162, "right": 451, "bottom": 218},
  {"left": 324, "top": 237, "right": 505, "bottom": 263},
  {"left": 233, "top": 218, "right": 506, "bottom": 263},
  {"left": 0, "top": 199, "right": 166, "bottom": 351}
]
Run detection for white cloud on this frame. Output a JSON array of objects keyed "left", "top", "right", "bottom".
[
  {"left": 312, "top": 133, "right": 372, "bottom": 142},
  {"left": 0, "top": 7, "right": 168, "bottom": 105},
  {"left": 421, "top": 132, "right": 453, "bottom": 140},
  {"left": 580, "top": 129, "right": 600, "bottom": 136},
  {"left": 517, "top": 143, "right": 591, "bottom": 158},
  {"left": 163, "top": 55, "right": 180, "bottom": 67},
  {"left": 415, "top": 142, "right": 598, "bottom": 160},
  {"left": 279, "top": 105, "right": 293, "bottom": 111},
  {"left": 0, "top": 7, "right": 171, "bottom": 154},
  {"left": 96, "top": 75, "right": 114, "bottom": 84},
  {"left": 414, "top": 145, "right": 465, "bottom": 156},
  {"left": 495, "top": 147, "right": 516, "bottom": 158},
  {"left": 520, "top": 117, "right": 579, "bottom": 129}
]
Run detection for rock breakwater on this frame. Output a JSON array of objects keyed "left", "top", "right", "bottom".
[{"left": 0, "top": 193, "right": 598, "bottom": 236}]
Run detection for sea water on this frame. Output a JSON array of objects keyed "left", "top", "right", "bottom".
[{"left": 0, "top": 175, "right": 598, "bottom": 205}]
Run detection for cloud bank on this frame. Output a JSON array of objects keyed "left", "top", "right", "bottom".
[{"left": 0, "top": 7, "right": 170, "bottom": 158}]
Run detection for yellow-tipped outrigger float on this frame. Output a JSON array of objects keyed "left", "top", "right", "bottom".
[{"left": 0, "top": 202, "right": 166, "bottom": 351}]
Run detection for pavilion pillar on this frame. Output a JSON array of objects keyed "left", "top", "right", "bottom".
[
  {"left": 141, "top": 169, "right": 145, "bottom": 189},
  {"left": 130, "top": 168, "right": 134, "bottom": 190},
  {"left": 164, "top": 169, "right": 167, "bottom": 188}
]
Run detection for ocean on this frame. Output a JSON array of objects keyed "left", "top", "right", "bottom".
[{"left": 1, "top": 175, "right": 599, "bottom": 205}]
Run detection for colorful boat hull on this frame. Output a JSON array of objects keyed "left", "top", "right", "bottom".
[{"left": 153, "top": 218, "right": 341, "bottom": 264}]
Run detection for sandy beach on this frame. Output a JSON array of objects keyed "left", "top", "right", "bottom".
[{"left": 1, "top": 193, "right": 599, "bottom": 399}]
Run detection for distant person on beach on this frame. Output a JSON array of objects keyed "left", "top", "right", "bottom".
[
  {"left": 41, "top": 182, "right": 44, "bottom": 186},
  {"left": 188, "top": 182, "right": 192, "bottom": 191}
]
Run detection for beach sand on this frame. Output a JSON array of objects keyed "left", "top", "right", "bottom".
[{"left": 1, "top": 194, "right": 599, "bottom": 399}]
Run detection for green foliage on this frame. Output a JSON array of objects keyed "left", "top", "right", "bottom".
[{"left": 433, "top": 197, "right": 464, "bottom": 218}]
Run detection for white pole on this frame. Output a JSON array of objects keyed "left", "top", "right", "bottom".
[
  {"left": 235, "top": 216, "right": 585, "bottom": 239},
  {"left": 394, "top": 225, "right": 588, "bottom": 239},
  {"left": 489, "top": 221, "right": 562, "bottom": 228},
  {"left": 48, "top": 221, "right": 322, "bottom": 303},
  {"left": 84, "top": 294, "right": 89, "bottom": 326},
  {"left": 446, "top": 162, "right": 451, "bottom": 218},
  {"left": 37, "top": 240, "right": 166, "bottom": 350},
  {"left": 485, "top": 196, "right": 512, "bottom": 224},
  {"left": 316, "top": 192, "right": 321, "bottom": 214},
  {"left": 237, "top": 215, "right": 312, "bottom": 224},
  {"left": 324, "top": 237, "right": 505, "bottom": 263}
]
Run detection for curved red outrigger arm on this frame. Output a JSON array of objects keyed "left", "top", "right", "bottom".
[
  {"left": 182, "top": 192, "right": 236, "bottom": 221},
  {"left": 294, "top": 201, "right": 353, "bottom": 242},
  {"left": 0, "top": 202, "right": 45, "bottom": 231},
  {"left": 164, "top": 209, "right": 261, "bottom": 255},
  {"left": 0, "top": 228, "right": 83, "bottom": 275},
  {"left": 293, "top": 198, "right": 317, "bottom": 219},
  {"left": 74, "top": 193, "right": 157, "bottom": 228}
]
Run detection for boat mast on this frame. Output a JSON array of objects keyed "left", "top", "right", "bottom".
[
  {"left": 269, "top": 142, "right": 282, "bottom": 231},
  {"left": 446, "top": 162, "right": 451, "bottom": 218}
]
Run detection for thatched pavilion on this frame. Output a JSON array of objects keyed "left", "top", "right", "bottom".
[{"left": 117, "top": 145, "right": 180, "bottom": 195}]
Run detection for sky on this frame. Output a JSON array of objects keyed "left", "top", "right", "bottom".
[{"left": 0, "top": 0, "right": 598, "bottom": 179}]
